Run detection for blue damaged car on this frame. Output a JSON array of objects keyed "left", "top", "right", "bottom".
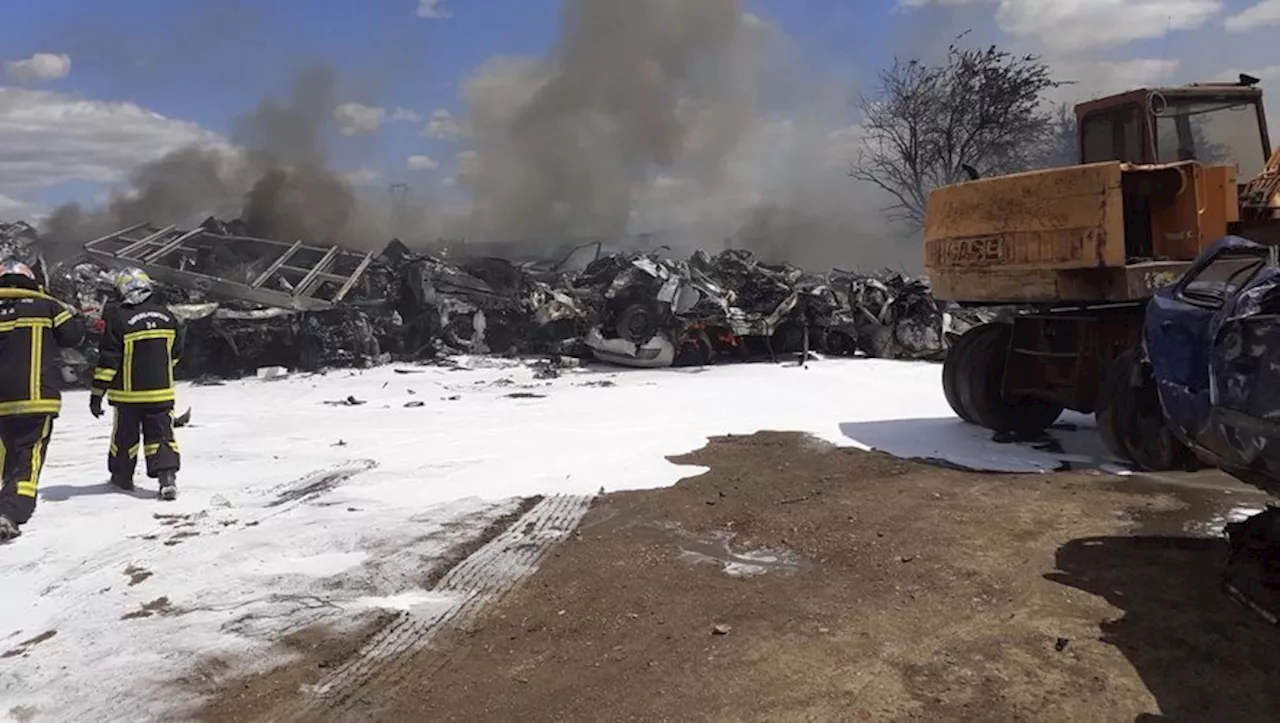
[
  {"left": 1142, "top": 235, "right": 1280, "bottom": 617},
  {"left": 1142, "top": 235, "right": 1280, "bottom": 496}
]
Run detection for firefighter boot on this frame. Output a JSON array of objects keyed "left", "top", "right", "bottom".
[
  {"left": 0, "top": 514, "right": 20, "bottom": 542},
  {"left": 110, "top": 473, "right": 135, "bottom": 491},
  {"left": 158, "top": 471, "right": 177, "bottom": 501}
]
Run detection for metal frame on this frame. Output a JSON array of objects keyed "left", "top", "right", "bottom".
[{"left": 82, "top": 223, "right": 374, "bottom": 311}]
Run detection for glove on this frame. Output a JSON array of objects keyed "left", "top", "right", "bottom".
[{"left": 89, "top": 394, "right": 104, "bottom": 418}]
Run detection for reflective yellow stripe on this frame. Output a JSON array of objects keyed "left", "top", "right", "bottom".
[
  {"left": 144, "top": 443, "right": 160, "bottom": 456},
  {"left": 123, "top": 338, "right": 133, "bottom": 391},
  {"left": 0, "top": 288, "right": 63, "bottom": 303},
  {"left": 53, "top": 309, "right": 72, "bottom": 327},
  {"left": 110, "top": 408, "right": 119, "bottom": 455},
  {"left": 168, "top": 440, "right": 179, "bottom": 453},
  {"left": 0, "top": 318, "right": 51, "bottom": 333},
  {"left": 128, "top": 443, "right": 140, "bottom": 457},
  {"left": 106, "top": 388, "right": 175, "bottom": 404},
  {"left": 93, "top": 368, "right": 117, "bottom": 382},
  {"left": 29, "top": 325, "right": 40, "bottom": 401},
  {"left": 0, "top": 400, "right": 60, "bottom": 416},
  {"left": 16, "top": 417, "right": 51, "bottom": 499},
  {"left": 124, "top": 329, "right": 175, "bottom": 342},
  {"left": 0, "top": 435, "right": 6, "bottom": 479}
]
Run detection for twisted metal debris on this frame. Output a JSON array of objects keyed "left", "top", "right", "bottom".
[{"left": 6, "top": 218, "right": 975, "bottom": 382}]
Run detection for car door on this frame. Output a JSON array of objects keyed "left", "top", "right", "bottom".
[
  {"left": 1205, "top": 256, "right": 1280, "bottom": 469},
  {"left": 1144, "top": 237, "right": 1270, "bottom": 442}
]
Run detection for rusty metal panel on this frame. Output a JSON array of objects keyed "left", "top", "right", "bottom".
[
  {"left": 82, "top": 223, "right": 373, "bottom": 311},
  {"left": 923, "top": 162, "right": 1127, "bottom": 275}
]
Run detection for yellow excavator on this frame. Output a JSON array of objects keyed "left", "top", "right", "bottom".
[{"left": 924, "top": 74, "right": 1280, "bottom": 470}]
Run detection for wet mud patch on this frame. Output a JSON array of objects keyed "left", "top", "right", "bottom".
[
  {"left": 124, "top": 565, "right": 153, "bottom": 586},
  {"left": 357, "top": 432, "right": 1280, "bottom": 723},
  {"left": 121, "top": 596, "right": 175, "bottom": 620},
  {"left": 2, "top": 630, "right": 57, "bottom": 658},
  {"left": 585, "top": 513, "right": 808, "bottom": 578}
]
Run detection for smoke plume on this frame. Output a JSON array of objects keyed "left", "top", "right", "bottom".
[
  {"left": 41, "top": 0, "right": 915, "bottom": 271},
  {"left": 41, "top": 66, "right": 365, "bottom": 259},
  {"left": 455, "top": 0, "right": 908, "bottom": 270}
]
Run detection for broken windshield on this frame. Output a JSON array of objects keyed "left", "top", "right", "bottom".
[{"left": 1152, "top": 96, "right": 1266, "bottom": 179}]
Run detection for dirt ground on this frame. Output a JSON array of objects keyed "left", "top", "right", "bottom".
[{"left": 202, "top": 432, "right": 1280, "bottom": 723}]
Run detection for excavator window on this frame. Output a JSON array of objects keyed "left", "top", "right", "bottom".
[
  {"left": 1151, "top": 96, "right": 1266, "bottom": 179},
  {"left": 1080, "top": 103, "right": 1145, "bottom": 164}
]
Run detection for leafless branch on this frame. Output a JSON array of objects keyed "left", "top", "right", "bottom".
[{"left": 849, "top": 33, "right": 1068, "bottom": 231}]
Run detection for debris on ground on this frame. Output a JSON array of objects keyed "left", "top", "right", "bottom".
[{"left": 5, "top": 217, "right": 990, "bottom": 383}]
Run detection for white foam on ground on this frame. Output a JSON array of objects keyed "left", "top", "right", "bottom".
[{"left": 0, "top": 356, "right": 1129, "bottom": 720}]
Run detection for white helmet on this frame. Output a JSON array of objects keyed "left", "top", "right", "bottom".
[{"left": 115, "top": 267, "right": 154, "bottom": 305}]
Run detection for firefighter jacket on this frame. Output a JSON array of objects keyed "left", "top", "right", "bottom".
[
  {"left": 0, "top": 288, "right": 85, "bottom": 417},
  {"left": 92, "top": 299, "right": 185, "bottom": 405}
]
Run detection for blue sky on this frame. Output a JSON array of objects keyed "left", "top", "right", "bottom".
[{"left": 0, "top": 0, "right": 905, "bottom": 211}]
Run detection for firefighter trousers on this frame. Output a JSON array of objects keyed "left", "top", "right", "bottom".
[
  {"left": 0, "top": 415, "right": 55, "bottom": 525},
  {"left": 109, "top": 403, "right": 180, "bottom": 479}
]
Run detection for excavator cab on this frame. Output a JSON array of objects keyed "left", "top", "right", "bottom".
[{"left": 1073, "top": 76, "right": 1272, "bottom": 179}]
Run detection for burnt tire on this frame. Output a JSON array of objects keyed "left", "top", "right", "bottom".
[
  {"left": 615, "top": 302, "right": 659, "bottom": 343},
  {"left": 952, "top": 323, "right": 1063, "bottom": 434},
  {"left": 1096, "top": 349, "right": 1196, "bottom": 471}
]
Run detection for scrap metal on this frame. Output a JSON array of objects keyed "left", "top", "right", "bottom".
[{"left": 5, "top": 218, "right": 974, "bottom": 381}]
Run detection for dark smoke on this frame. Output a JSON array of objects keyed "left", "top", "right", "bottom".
[
  {"left": 460, "top": 0, "right": 758, "bottom": 241},
  {"left": 40, "top": 66, "right": 362, "bottom": 258},
  {"left": 40, "top": 1, "right": 913, "bottom": 272},
  {"left": 457, "top": 0, "right": 908, "bottom": 271}
]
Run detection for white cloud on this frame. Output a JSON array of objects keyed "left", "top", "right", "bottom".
[
  {"left": 407, "top": 154, "right": 439, "bottom": 170},
  {"left": 441, "top": 176, "right": 457, "bottom": 187},
  {"left": 0, "top": 87, "right": 222, "bottom": 198},
  {"left": 333, "top": 102, "right": 386, "bottom": 135},
  {"left": 1225, "top": 0, "right": 1280, "bottom": 31},
  {"left": 4, "top": 52, "right": 71, "bottom": 84},
  {"left": 421, "top": 108, "right": 462, "bottom": 139},
  {"left": 334, "top": 103, "right": 424, "bottom": 134},
  {"left": 1049, "top": 58, "right": 1181, "bottom": 103},
  {"left": 390, "top": 107, "right": 423, "bottom": 122},
  {"left": 897, "top": 0, "right": 1223, "bottom": 52},
  {"left": 343, "top": 168, "right": 381, "bottom": 185},
  {"left": 416, "top": 0, "right": 452, "bottom": 18}
]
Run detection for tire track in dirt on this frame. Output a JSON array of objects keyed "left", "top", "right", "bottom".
[{"left": 278, "top": 493, "right": 592, "bottom": 721}]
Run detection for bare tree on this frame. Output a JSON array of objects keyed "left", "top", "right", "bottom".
[
  {"left": 1033, "top": 102, "right": 1078, "bottom": 169},
  {"left": 851, "top": 33, "right": 1065, "bottom": 229}
]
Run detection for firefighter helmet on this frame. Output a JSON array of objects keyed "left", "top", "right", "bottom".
[
  {"left": 115, "top": 267, "right": 154, "bottom": 305},
  {"left": 0, "top": 259, "right": 38, "bottom": 290}
]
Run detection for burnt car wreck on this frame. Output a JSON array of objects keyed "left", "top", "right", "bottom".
[{"left": 10, "top": 218, "right": 961, "bottom": 384}]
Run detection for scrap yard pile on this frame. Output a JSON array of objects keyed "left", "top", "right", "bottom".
[{"left": 2, "top": 219, "right": 970, "bottom": 384}]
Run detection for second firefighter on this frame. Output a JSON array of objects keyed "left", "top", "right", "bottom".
[{"left": 90, "top": 268, "right": 185, "bottom": 500}]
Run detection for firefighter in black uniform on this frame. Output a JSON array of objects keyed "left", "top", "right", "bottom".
[
  {"left": 90, "top": 267, "right": 185, "bottom": 500},
  {"left": 0, "top": 260, "right": 85, "bottom": 542}
]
